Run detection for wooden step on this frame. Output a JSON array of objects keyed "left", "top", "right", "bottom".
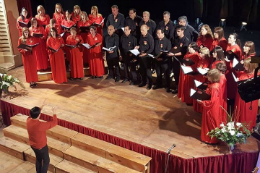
[
  {"left": 0, "top": 150, "right": 26, "bottom": 173},
  {"left": 55, "top": 160, "right": 96, "bottom": 173},
  {"left": 24, "top": 147, "right": 63, "bottom": 172},
  {"left": 72, "top": 133, "right": 151, "bottom": 172},
  {"left": 10, "top": 114, "right": 78, "bottom": 144},
  {"left": 3, "top": 125, "right": 71, "bottom": 158},
  {"left": 64, "top": 146, "right": 140, "bottom": 173},
  {"left": 0, "top": 137, "right": 30, "bottom": 160}
]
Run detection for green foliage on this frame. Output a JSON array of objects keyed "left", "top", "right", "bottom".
[{"left": 0, "top": 73, "right": 25, "bottom": 93}]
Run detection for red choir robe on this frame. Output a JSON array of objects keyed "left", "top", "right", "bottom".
[
  {"left": 241, "top": 53, "right": 256, "bottom": 61},
  {"left": 46, "top": 37, "right": 67, "bottom": 83},
  {"left": 72, "top": 12, "right": 81, "bottom": 23},
  {"left": 201, "top": 82, "right": 221, "bottom": 144},
  {"left": 87, "top": 33, "right": 104, "bottom": 77},
  {"left": 89, "top": 14, "right": 104, "bottom": 36},
  {"left": 29, "top": 26, "right": 49, "bottom": 70},
  {"left": 18, "top": 37, "right": 38, "bottom": 83},
  {"left": 226, "top": 44, "right": 242, "bottom": 100},
  {"left": 211, "top": 60, "right": 225, "bottom": 69},
  {"left": 35, "top": 14, "right": 50, "bottom": 27},
  {"left": 193, "top": 57, "right": 210, "bottom": 113},
  {"left": 178, "top": 52, "right": 200, "bottom": 104},
  {"left": 16, "top": 16, "right": 32, "bottom": 37},
  {"left": 77, "top": 20, "right": 93, "bottom": 64},
  {"left": 234, "top": 72, "right": 259, "bottom": 131},
  {"left": 66, "top": 35, "right": 84, "bottom": 78},
  {"left": 45, "top": 24, "right": 62, "bottom": 37},
  {"left": 61, "top": 19, "right": 76, "bottom": 62},
  {"left": 219, "top": 74, "right": 227, "bottom": 123},
  {"left": 196, "top": 36, "right": 214, "bottom": 51},
  {"left": 53, "top": 12, "right": 64, "bottom": 26},
  {"left": 212, "top": 37, "right": 228, "bottom": 51}
]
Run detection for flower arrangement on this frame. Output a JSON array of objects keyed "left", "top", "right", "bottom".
[
  {"left": 207, "top": 107, "right": 251, "bottom": 150},
  {"left": 0, "top": 73, "right": 25, "bottom": 95}
]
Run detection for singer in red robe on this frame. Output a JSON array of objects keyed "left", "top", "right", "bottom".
[
  {"left": 87, "top": 26, "right": 104, "bottom": 78},
  {"left": 212, "top": 27, "right": 228, "bottom": 50},
  {"left": 46, "top": 28, "right": 67, "bottom": 83},
  {"left": 201, "top": 69, "right": 221, "bottom": 144},
  {"left": 77, "top": 12, "right": 93, "bottom": 64},
  {"left": 72, "top": 5, "right": 81, "bottom": 23},
  {"left": 241, "top": 41, "right": 256, "bottom": 61},
  {"left": 193, "top": 47, "right": 210, "bottom": 113},
  {"left": 178, "top": 42, "right": 200, "bottom": 104},
  {"left": 89, "top": 6, "right": 104, "bottom": 37},
  {"left": 196, "top": 24, "right": 214, "bottom": 51},
  {"left": 234, "top": 58, "right": 259, "bottom": 131},
  {"left": 53, "top": 3, "right": 64, "bottom": 26},
  {"left": 35, "top": 5, "right": 50, "bottom": 27},
  {"left": 45, "top": 19, "right": 62, "bottom": 36},
  {"left": 29, "top": 18, "right": 49, "bottom": 70},
  {"left": 66, "top": 28, "right": 84, "bottom": 79},
  {"left": 18, "top": 28, "right": 38, "bottom": 87},
  {"left": 16, "top": 8, "right": 32, "bottom": 37},
  {"left": 61, "top": 11, "right": 76, "bottom": 62},
  {"left": 226, "top": 33, "right": 242, "bottom": 100}
]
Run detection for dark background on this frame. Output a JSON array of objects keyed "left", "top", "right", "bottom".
[{"left": 28, "top": 0, "right": 260, "bottom": 29}]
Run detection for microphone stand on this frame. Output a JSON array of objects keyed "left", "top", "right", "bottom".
[{"left": 164, "top": 144, "right": 176, "bottom": 173}]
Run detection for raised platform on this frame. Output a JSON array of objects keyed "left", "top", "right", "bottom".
[{"left": 0, "top": 66, "right": 259, "bottom": 173}]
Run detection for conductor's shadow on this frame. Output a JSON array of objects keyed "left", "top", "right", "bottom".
[{"left": 158, "top": 107, "right": 202, "bottom": 140}]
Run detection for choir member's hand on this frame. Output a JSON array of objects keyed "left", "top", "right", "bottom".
[
  {"left": 134, "top": 46, "right": 139, "bottom": 50},
  {"left": 26, "top": 47, "right": 32, "bottom": 51},
  {"left": 157, "top": 58, "right": 162, "bottom": 61},
  {"left": 240, "top": 60, "right": 244, "bottom": 64},
  {"left": 132, "top": 59, "right": 137, "bottom": 62},
  {"left": 168, "top": 52, "right": 174, "bottom": 56},
  {"left": 200, "top": 45, "right": 204, "bottom": 49},
  {"left": 96, "top": 43, "right": 102, "bottom": 47},
  {"left": 139, "top": 53, "right": 147, "bottom": 57},
  {"left": 119, "top": 55, "right": 122, "bottom": 61},
  {"left": 108, "top": 51, "right": 114, "bottom": 54},
  {"left": 129, "top": 53, "right": 133, "bottom": 57},
  {"left": 103, "top": 54, "right": 106, "bottom": 60},
  {"left": 61, "top": 44, "right": 64, "bottom": 47},
  {"left": 197, "top": 99, "right": 202, "bottom": 104}
]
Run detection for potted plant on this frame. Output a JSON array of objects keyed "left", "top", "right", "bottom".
[
  {"left": 0, "top": 73, "right": 25, "bottom": 97},
  {"left": 207, "top": 107, "right": 251, "bottom": 151}
]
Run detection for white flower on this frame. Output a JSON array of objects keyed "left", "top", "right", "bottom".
[
  {"left": 7, "top": 75, "right": 12, "bottom": 80},
  {"left": 236, "top": 133, "right": 243, "bottom": 137},
  {"left": 220, "top": 123, "right": 225, "bottom": 128},
  {"left": 230, "top": 130, "right": 235, "bottom": 136},
  {"left": 236, "top": 122, "right": 242, "bottom": 127},
  {"left": 221, "top": 128, "right": 226, "bottom": 133}
]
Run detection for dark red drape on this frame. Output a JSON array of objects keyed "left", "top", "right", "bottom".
[
  {"left": 1, "top": 100, "right": 258, "bottom": 173},
  {"left": 16, "top": 0, "right": 33, "bottom": 18}
]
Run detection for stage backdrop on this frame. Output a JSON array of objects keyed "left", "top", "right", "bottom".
[{"left": 15, "top": 0, "right": 260, "bottom": 29}]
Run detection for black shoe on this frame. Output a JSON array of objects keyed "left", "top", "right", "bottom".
[
  {"left": 138, "top": 82, "right": 146, "bottom": 87},
  {"left": 79, "top": 78, "right": 83, "bottom": 80},
  {"left": 30, "top": 83, "right": 35, "bottom": 88},
  {"left": 69, "top": 77, "right": 74, "bottom": 80},
  {"left": 146, "top": 85, "right": 152, "bottom": 90},
  {"left": 121, "top": 79, "right": 129, "bottom": 83},
  {"left": 165, "top": 88, "right": 171, "bottom": 93},
  {"left": 96, "top": 76, "right": 103, "bottom": 79},
  {"left": 152, "top": 85, "right": 162, "bottom": 90},
  {"left": 91, "top": 76, "right": 96, "bottom": 79},
  {"left": 105, "top": 76, "right": 113, "bottom": 80},
  {"left": 172, "top": 89, "right": 178, "bottom": 94},
  {"left": 115, "top": 78, "right": 120, "bottom": 82},
  {"left": 129, "top": 81, "right": 134, "bottom": 85}
]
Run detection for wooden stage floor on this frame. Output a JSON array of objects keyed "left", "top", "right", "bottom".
[{"left": 2, "top": 66, "right": 259, "bottom": 159}]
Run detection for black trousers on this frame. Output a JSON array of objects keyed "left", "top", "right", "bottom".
[
  {"left": 173, "top": 56, "right": 182, "bottom": 87},
  {"left": 139, "top": 56, "right": 152, "bottom": 86},
  {"left": 31, "top": 145, "right": 50, "bottom": 173},
  {"left": 107, "top": 57, "right": 120, "bottom": 79},
  {"left": 129, "top": 60, "right": 138, "bottom": 82},
  {"left": 155, "top": 60, "right": 171, "bottom": 88}
]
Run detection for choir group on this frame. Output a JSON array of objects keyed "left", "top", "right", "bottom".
[{"left": 16, "top": 4, "right": 259, "bottom": 144}]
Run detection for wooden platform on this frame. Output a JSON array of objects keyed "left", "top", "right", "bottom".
[{"left": 2, "top": 66, "right": 260, "bottom": 160}]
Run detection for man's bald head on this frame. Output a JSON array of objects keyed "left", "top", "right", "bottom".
[
  {"left": 107, "top": 25, "right": 115, "bottom": 36},
  {"left": 140, "top": 24, "right": 148, "bottom": 36}
]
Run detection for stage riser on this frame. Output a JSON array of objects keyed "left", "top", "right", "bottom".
[{"left": 0, "top": 114, "right": 151, "bottom": 173}]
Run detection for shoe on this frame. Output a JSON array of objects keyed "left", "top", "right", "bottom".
[
  {"left": 172, "top": 89, "right": 178, "bottom": 94},
  {"left": 152, "top": 85, "right": 162, "bottom": 90},
  {"left": 96, "top": 76, "right": 103, "bottom": 79},
  {"left": 165, "top": 88, "right": 171, "bottom": 93},
  {"left": 33, "top": 83, "right": 37, "bottom": 87},
  {"left": 138, "top": 82, "right": 146, "bottom": 87},
  {"left": 105, "top": 76, "right": 113, "bottom": 80},
  {"left": 91, "top": 76, "right": 96, "bottom": 79},
  {"left": 129, "top": 81, "right": 134, "bottom": 85},
  {"left": 30, "top": 84, "right": 35, "bottom": 88},
  {"left": 69, "top": 77, "right": 74, "bottom": 80},
  {"left": 121, "top": 79, "right": 129, "bottom": 83},
  {"left": 115, "top": 78, "right": 120, "bottom": 82},
  {"left": 146, "top": 85, "right": 152, "bottom": 90}
]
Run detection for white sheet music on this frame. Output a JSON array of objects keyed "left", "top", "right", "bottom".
[
  {"left": 181, "top": 65, "right": 193, "bottom": 74},
  {"left": 148, "top": 54, "right": 155, "bottom": 58},
  {"left": 232, "top": 72, "right": 238, "bottom": 82},
  {"left": 197, "top": 67, "right": 209, "bottom": 75},
  {"left": 121, "top": 27, "right": 125, "bottom": 31},
  {"left": 190, "top": 88, "right": 196, "bottom": 97},
  {"left": 102, "top": 46, "right": 116, "bottom": 51},
  {"left": 194, "top": 80, "right": 203, "bottom": 87},
  {"left": 60, "top": 32, "right": 65, "bottom": 37},
  {"left": 233, "top": 58, "right": 239, "bottom": 68},
  {"left": 225, "top": 56, "right": 230, "bottom": 62},
  {"left": 129, "top": 49, "right": 140, "bottom": 56},
  {"left": 82, "top": 43, "right": 91, "bottom": 49}
]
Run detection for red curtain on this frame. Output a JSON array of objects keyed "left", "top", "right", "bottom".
[
  {"left": 16, "top": 0, "right": 33, "bottom": 17},
  {"left": 1, "top": 100, "right": 259, "bottom": 173}
]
